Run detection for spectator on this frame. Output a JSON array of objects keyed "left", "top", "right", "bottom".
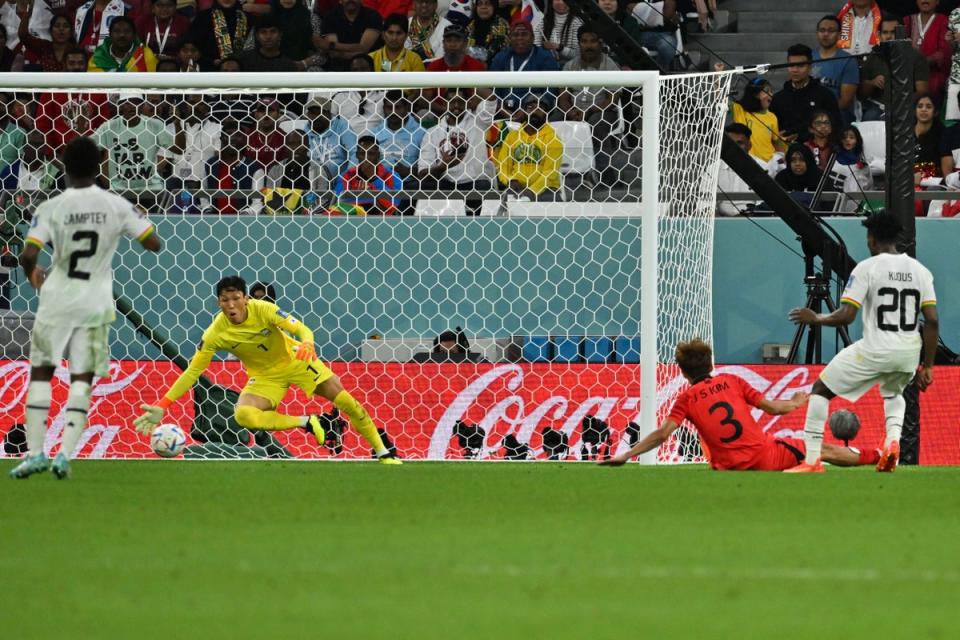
[
  {"left": 372, "top": 14, "right": 425, "bottom": 71},
  {"left": 0, "top": 129, "right": 63, "bottom": 192},
  {"left": 245, "top": 99, "right": 289, "bottom": 173},
  {"left": 302, "top": 95, "right": 357, "bottom": 183},
  {"left": 205, "top": 127, "right": 264, "bottom": 214},
  {"left": 88, "top": 15, "right": 158, "bottom": 71},
  {"left": 775, "top": 143, "right": 822, "bottom": 192},
  {"left": 412, "top": 328, "right": 487, "bottom": 363},
  {"left": 16, "top": 2, "right": 75, "bottom": 72},
  {"left": 466, "top": 0, "right": 509, "bottom": 64},
  {"left": 136, "top": 0, "right": 190, "bottom": 59},
  {"left": 861, "top": 14, "right": 929, "bottom": 121},
  {"left": 74, "top": 0, "right": 129, "bottom": 54},
  {"left": 92, "top": 93, "right": 182, "bottom": 193},
  {"left": 264, "top": 130, "right": 325, "bottom": 212},
  {"left": 365, "top": 0, "right": 412, "bottom": 20},
  {"left": 489, "top": 20, "right": 559, "bottom": 109},
  {"left": 34, "top": 51, "right": 111, "bottom": 156},
  {"left": 187, "top": 0, "right": 252, "bottom": 70},
  {"left": 427, "top": 23, "right": 485, "bottom": 71},
  {"left": 175, "top": 38, "right": 202, "bottom": 70},
  {"left": 236, "top": 15, "right": 322, "bottom": 71},
  {"left": 406, "top": 0, "right": 450, "bottom": 60},
  {"left": 730, "top": 79, "right": 784, "bottom": 163},
  {"left": 318, "top": 0, "right": 382, "bottom": 71},
  {"left": 812, "top": 15, "right": 858, "bottom": 125},
  {"left": 218, "top": 55, "right": 241, "bottom": 70},
  {"left": 332, "top": 54, "right": 384, "bottom": 133},
  {"left": 165, "top": 94, "right": 220, "bottom": 190},
  {"left": 155, "top": 57, "right": 178, "bottom": 70},
  {"left": 0, "top": 24, "right": 23, "bottom": 71},
  {"left": 770, "top": 44, "right": 842, "bottom": 142},
  {"left": 417, "top": 87, "right": 496, "bottom": 193},
  {"left": 630, "top": 0, "right": 682, "bottom": 67},
  {"left": 716, "top": 123, "right": 772, "bottom": 216},
  {"left": 836, "top": 0, "right": 881, "bottom": 55},
  {"left": 250, "top": 281, "right": 277, "bottom": 302},
  {"left": 833, "top": 125, "right": 873, "bottom": 198},
  {"left": 334, "top": 135, "right": 403, "bottom": 215},
  {"left": 496, "top": 94, "right": 563, "bottom": 201},
  {"left": 905, "top": 0, "right": 950, "bottom": 105},
  {"left": 0, "top": 96, "right": 27, "bottom": 176},
  {"left": 272, "top": 0, "right": 314, "bottom": 61},
  {"left": 805, "top": 109, "right": 837, "bottom": 171},
  {"left": 371, "top": 90, "right": 426, "bottom": 180},
  {"left": 558, "top": 25, "right": 621, "bottom": 183},
  {"left": 534, "top": 0, "right": 582, "bottom": 67},
  {"left": 596, "top": 0, "right": 645, "bottom": 66},
  {"left": 914, "top": 92, "right": 943, "bottom": 184}
]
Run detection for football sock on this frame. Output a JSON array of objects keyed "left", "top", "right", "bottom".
[
  {"left": 25, "top": 381, "right": 52, "bottom": 456},
  {"left": 882, "top": 395, "right": 906, "bottom": 447},
  {"left": 857, "top": 447, "right": 881, "bottom": 466},
  {"left": 59, "top": 381, "right": 91, "bottom": 458},
  {"left": 803, "top": 394, "right": 829, "bottom": 464},
  {"left": 234, "top": 405, "right": 305, "bottom": 430},
  {"left": 333, "top": 390, "right": 388, "bottom": 455}
]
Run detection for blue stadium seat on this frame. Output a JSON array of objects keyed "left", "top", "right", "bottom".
[
  {"left": 584, "top": 337, "right": 613, "bottom": 363},
  {"left": 614, "top": 337, "right": 641, "bottom": 363},
  {"left": 522, "top": 336, "right": 553, "bottom": 363},
  {"left": 554, "top": 337, "right": 582, "bottom": 363}
]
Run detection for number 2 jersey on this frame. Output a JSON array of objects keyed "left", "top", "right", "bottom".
[
  {"left": 25, "top": 185, "right": 155, "bottom": 327},
  {"left": 668, "top": 374, "right": 772, "bottom": 470},
  {"left": 840, "top": 252, "right": 936, "bottom": 355}
]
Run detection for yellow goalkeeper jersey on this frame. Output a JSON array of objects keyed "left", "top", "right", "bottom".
[{"left": 162, "top": 299, "right": 315, "bottom": 404}]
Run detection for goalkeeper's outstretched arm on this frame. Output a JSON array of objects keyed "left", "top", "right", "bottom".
[
  {"left": 133, "top": 343, "right": 217, "bottom": 433},
  {"left": 599, "top": 419, "right": 681, "bottom": 466}
]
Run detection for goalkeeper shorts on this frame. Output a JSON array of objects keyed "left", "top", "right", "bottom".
[{"left": 242, "top": 359, "right": 335, "bottom": 407}]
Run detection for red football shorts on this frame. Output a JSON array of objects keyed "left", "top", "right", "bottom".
[{"left": 750, "top": 438, "right": 806, "bottom": 471}]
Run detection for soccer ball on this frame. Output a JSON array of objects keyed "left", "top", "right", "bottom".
[
  {"left": 151, "top": 424, "right": 187, "bottom": 458},
  {"left": 828, "top": 410, "right": 861, "bottom": 442}
]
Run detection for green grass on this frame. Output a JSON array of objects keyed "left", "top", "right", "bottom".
[{"left": 2, "top": 462, "right": 959, "bottom": 640}]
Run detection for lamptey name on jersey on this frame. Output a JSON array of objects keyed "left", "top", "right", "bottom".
[{"left": 64, "top": 212, "right": 108, "bottom": 225}]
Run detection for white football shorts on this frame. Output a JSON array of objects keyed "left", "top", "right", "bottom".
[
  {"left": 30, "top": 321, "right": 110, "bottom": 376},
  {"left": 819, "top": 340, "right": 917, "bottom": 401}
]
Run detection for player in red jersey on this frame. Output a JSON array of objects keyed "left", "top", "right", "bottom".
[{"left": 600, "top": 339, "right": 880, "bottom": 470}]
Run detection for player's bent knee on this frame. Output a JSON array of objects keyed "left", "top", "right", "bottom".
[
  {"left": 812, "top": 379, "right": 835, "bottom": 399},
  {"left": 234, "top": 405, "right": 262, "bottom": 428}
]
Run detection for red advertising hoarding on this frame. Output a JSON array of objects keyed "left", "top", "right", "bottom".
[{"left": 0, "top": 361, "right": 957, "bottom": 464}]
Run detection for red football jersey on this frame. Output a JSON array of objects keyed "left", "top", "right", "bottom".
[{"left": 667, "top": 373, "right": 771, "bottom": 470}]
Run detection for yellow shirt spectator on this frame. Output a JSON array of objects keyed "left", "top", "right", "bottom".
[
  {"left": 496, "top": 123, "right": 564, "bottom": 195},
  {"left": 731, "top": 102, "right": 783, "bottom": 162},
  {"left": 371, "top": 47, "right": 426, "bottom": 72}
]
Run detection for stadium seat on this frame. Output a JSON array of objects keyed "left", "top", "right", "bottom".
[
  {"left": 554, "top": 337, "right": 582, "bottom": 363},
  {"left": 522, "top": 336, "right": 553, "bottom": 362},
  {"left": 614, "top": 337, "right": 641, "bottom": 363},
  {"left": 550, "top": 121, "right": 596, "bottom": 174},
  {"left": 414, "top": 199, "right": 467, "bottom": 216},
  {"left": 853, "top": 121, "right": 886, "bottom": 176},
  {"left": 507, "top": 201, "right": 640, "bottom": 216},
  {"left": 279, "top": 119, "right": 307, "bottom": 135},
  {"left": 584, "top": 336, "right": 613, "bottom": 363}
]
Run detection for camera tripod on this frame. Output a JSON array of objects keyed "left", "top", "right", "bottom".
[{"left": 787, "top": 258, "right": 852, "bottom": 364}]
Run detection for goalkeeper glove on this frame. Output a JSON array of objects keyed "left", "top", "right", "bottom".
[
  {"left": 134, "top": 404, "right": 165, "bottom": 434},
  {"left": 295, "top": 341, "right": 317, "bottom": 361}
]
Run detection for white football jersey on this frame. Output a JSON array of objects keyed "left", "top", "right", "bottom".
[
  {"left": 26, "top": 185, "right": 153, "bottom": 327},
  {"left": 841, "top": 252, "right": 937, "bottom": 353}
]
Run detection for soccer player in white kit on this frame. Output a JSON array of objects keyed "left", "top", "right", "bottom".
[
  {"left": 9, "top": 137, "right": 162, "bottom": 480},
  {"left": 785, "top": 212, "right": 939, "bottom": 473}
]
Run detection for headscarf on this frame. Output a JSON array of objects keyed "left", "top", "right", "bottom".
[{"left": 270, "top": 0, "right": 313, "bottom": 60}]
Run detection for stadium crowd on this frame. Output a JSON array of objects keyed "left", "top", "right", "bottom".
[{"left": 719, "top": 1, "right": 960, "bottom": 217}]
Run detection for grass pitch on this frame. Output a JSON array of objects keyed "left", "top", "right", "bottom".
[{"left": 1, "top": 461, "right": 958, "bottom": 640}]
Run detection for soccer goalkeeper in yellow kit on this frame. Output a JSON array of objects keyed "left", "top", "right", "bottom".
[{"left": 133, "top": 276, "right": 401, "bottom": 464}]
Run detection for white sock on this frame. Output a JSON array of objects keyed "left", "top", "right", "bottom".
[
  {"left": 59, "top": 381, "right": 91, "bottom": 459},
  {"left": 883, "top": 395, "right": 906, "bottom": 448},
  {"left": 25, "top": 381, "right": 52, "bottom": 457},
  {"left": 803, "top": 394, "right": 829, "bottom": 464}
]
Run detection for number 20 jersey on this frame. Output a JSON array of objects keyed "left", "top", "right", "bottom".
[
  {"left": 26, "top": 185, "right": 154, "bottom": 328},
  {"left": 840, "top": 253, "right": 936, "bottom": 354},
  {"left": 668, "top": 374, "right": 771, "bottom": 470}
]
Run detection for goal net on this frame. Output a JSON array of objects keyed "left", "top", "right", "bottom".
[{"left": 0, "top": 71, "right": 731, "bottom": 463}]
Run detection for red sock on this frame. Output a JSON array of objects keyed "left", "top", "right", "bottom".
[{"left": 858, "top": 448, "right": 881, "bottom": 466}]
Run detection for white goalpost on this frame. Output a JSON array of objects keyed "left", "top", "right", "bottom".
[{"left": 0, "top": 70, "right": 731, "bottom": 463}]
